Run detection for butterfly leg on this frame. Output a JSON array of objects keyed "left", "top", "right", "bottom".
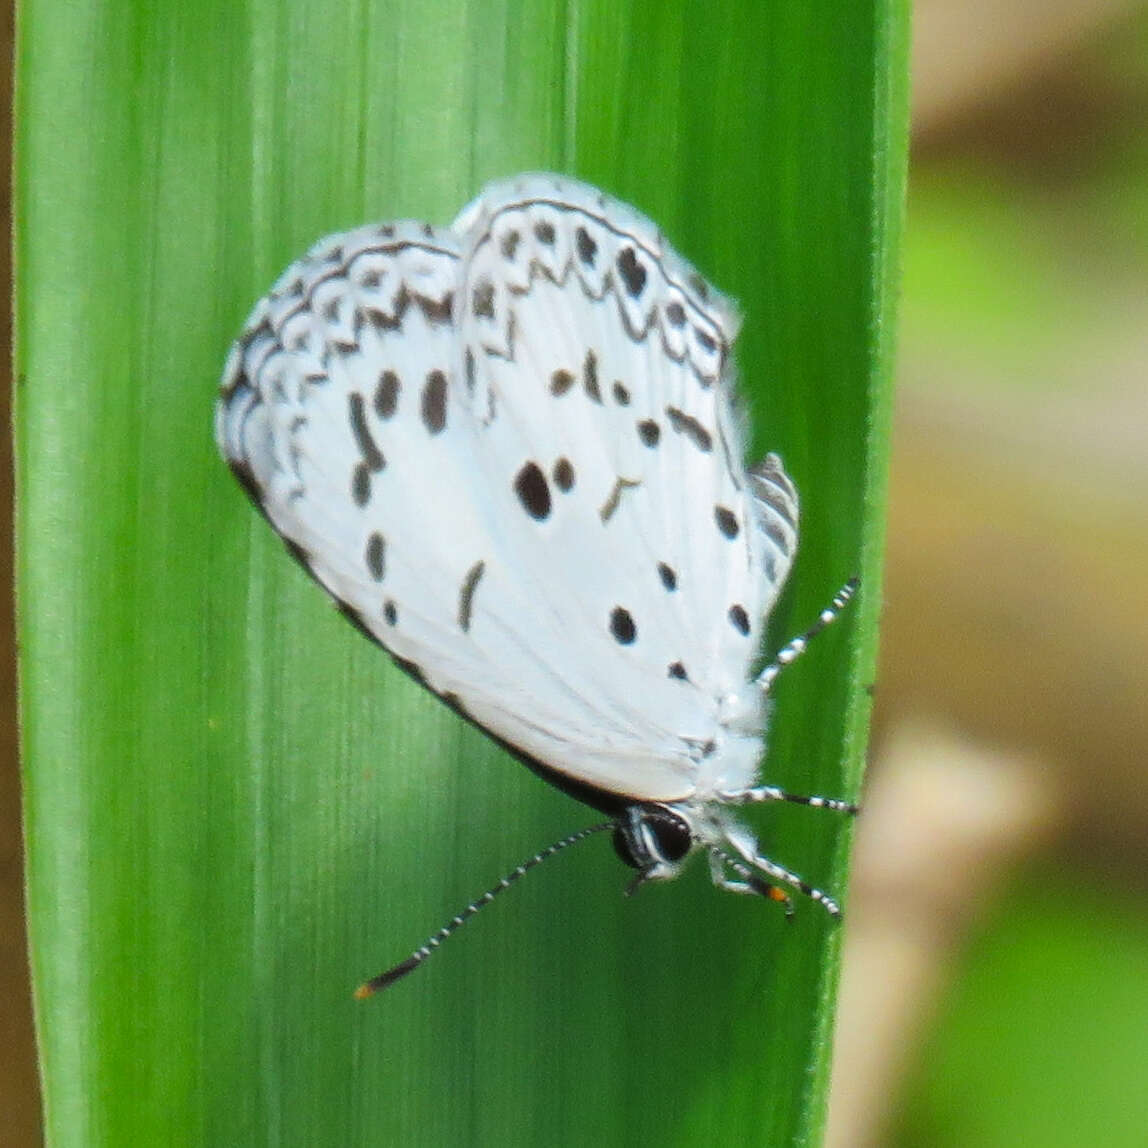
[
  {"left": 723, "top": 785, "right": 859, "bottom": 814},
  {"left": 756, "top": 576, "right": 860, "bottom": 694},
  {"left": 722, "top": 832, "right": 843, "bottom": 917},
  {"left": 708, "top": 850, "right": 795, "bottom": 918}
]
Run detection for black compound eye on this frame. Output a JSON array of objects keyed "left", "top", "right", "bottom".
[
  {"left": 612, "top": 825, "right": 642, "bottom": 869},
  {"left": 647, "top": 811, "right": 692, "bottom": 862},
  {"left": 613, "top": 806, "right": 693, "bottom": 869}
]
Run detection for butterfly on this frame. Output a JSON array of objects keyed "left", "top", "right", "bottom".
[{"left": 216, "top": 173, "right": 858, "bottom": 994}]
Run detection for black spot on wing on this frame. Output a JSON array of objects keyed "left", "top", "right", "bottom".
[
  {"left": 610, "top": 607, "right": 636, "bottom": 645},
  {"left": 763, "top": 519, "right": 792, "bottom": 554},
  {"left": 666, "top": 406, "right": 713, "bottom": 452},
  {"left": 458, "top": 560, "right": 485, "bottom": 632},
  {"left": 665, "top": 301, "right": 687, "bottom": 328},
  {"left": 668, "top": 661, "right": 688, "bottom": 680},
  {"left": 533, "top": 220, "right": 556, "bottom": 245},
  {"left": 349, "top": 391, "right": 385, "bottom": 507},
  {"left": 366, "top": 533, "right": 386, "bottom": 581},
  {"left": 383, "top": 599, "right": 398, "bottom": 626},
  {"left": 501, "top": 229, "right": 520, "bottom": 260},
  {"left": 752, "top": 477, "right": 798, "bottom": 529},
  {"left": 374, "top": 370, "right": 399, "bottom": 419},
  {"left": 351, "top": 466, "right": 371, "bottom": 507},
  {"left": 714, "top": 506, "right": 739, "bottom": 539},
  {"left": 612, "top": 381, "right": 631, "bottom": 406},
  {"left": 553, "top": 458, "right": 575, "bottom": 492},
  {"left": 729, "top": 604, "right": 750, "bottom": 635},
  {"left": 421, "top": 370, "right": 447, "bottom": 434},
  {"left": 599, "top": 476, "right": 641, "bottom": 523},
  {"left": 694, "top": 327, "right": 717, "bottom": 354},
  {"left": 349, "top": 392, "right": 384, "bottom": 470},
  {"left": 617, "top": 246, "right": 647, "bottom": 298},
  {"left": 472, "top": 279, "right": 495, "bottom": 319},
  {"left": 637, "top": 419, "right": 660, "bottom": 448},
  {"left": 550, "top": 368, "right": 575, "bottom": 396},
  {"left": 657, "top": 562, "right": 677, "bottom": 591},
  {"left": 583, "top": 350, "right": 602, "bottom": 403},
  {"left": 576, "top": 226, "right": 598, "bottom": 267},
  {"left": 514, "top": 462, "right": 551, "bottom": 520},
  {"left": 417, "top": 292, "right": 453, "bottom": 326}
]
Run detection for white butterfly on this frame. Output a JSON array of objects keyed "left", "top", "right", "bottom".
[{"left": 217, "top": 174, "right": 858, "bottom": 992}]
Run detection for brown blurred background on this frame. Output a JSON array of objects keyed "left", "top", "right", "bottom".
[
  {"left": 5, "top": 2, "right": 1148, "bottom": 1144},
  {"left": 829, "top": 2, "right": 1148, "bottom": 1145}
]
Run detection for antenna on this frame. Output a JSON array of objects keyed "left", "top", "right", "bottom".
[{"left": 355, "top": 821, "right": 614, "bottom": 998}]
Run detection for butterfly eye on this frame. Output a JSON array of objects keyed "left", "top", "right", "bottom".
[{"left": 612, "top": 806, "right": 693, "bottom": 869}]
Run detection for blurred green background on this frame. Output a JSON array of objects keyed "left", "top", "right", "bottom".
[{"left": 5, "top": 0, "right": 1148, "bottom": 1145}]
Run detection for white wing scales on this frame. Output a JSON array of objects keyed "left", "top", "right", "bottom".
[{"left": 217, "top": 175, "right": 800, "bottom": 804}]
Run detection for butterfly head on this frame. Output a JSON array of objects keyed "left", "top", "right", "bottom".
[{"left": 612, "top": 803, "right": 695, "bottom": 881}]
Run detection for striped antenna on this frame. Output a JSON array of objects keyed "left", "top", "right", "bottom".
[
  {"left": 756, "top": 576, "right": 860, "bottom": 694},
  {"left": 355, "top": 821, "right": 614, "bottom": 998}
]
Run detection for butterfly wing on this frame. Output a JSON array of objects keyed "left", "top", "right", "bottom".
[{"left": 217, "top": 177, "right": 799, "bottom": 805}]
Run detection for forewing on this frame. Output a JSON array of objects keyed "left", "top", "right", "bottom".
[{"left": 448, "top": 175, "right": 798, "bottom": 793}]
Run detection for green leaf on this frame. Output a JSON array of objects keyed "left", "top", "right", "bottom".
[{"left": 17, "top": 1, "right": 907, "bottom": 1143}]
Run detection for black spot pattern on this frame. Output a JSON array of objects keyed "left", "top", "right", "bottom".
[
  {"left": 472, "top": 280, "right": 495, "bottom": 319},
  {"left": 666, "top": 406, "right": 713, "bottom": 452},
  {"left": 612, "top": 381, "right": 631, "bottom": 406},
  {"left": 458, "top": 560, "right": 485, "bottom": 632},
  {"left": 464, "top": 348, "right": 476, "bottom": 392},
  {"left": 348, "top": 392, "right": 385, "bottom": 507},
  {"left": 617, "top": 247, "right": 647, "bottom": 298},
  {"left": 668, "top": 662, "right": 688, "bottom": 680},
  {"left": 534, "top": 220, "right": 555, "bottom": 245},
  {"left": 763, "top": 519, "right": 791, "bottom": 553},
  {"left": 665, "top": 301, "right": 687, "bottom": 327},
  {"left": 421, "top": 291, "right": 453, "bottom": 327},
  {"left": 351, "top": 467, "right": 371, "bottom": 507},
  {"left": 421, "top": 370, "right": 447, "bottom": 434},
  {"left": 501, "top": 229, "right": 520, "bottom": 260},
  {"left": 657, "top": 562, "right": 677, "bottom": 591},
  {"left": 384, "top": 600, "right": 398, "bottom": 626},
  {"left": 583, "top": 351, "right": 602, "bottom": 403},
  {"left": 714, "top": 506, "right": 739, "bottom": 539},
  {"left": 752, "top": 478, "right": 797, "bottom": 527},
  {"left": 610, "top": 607, "right": 636, "bottom": 645},
  {"left": 514, "top": 461, "right": 551, "bottom": 520},
  {"left": 695, "top": 328, "right": 717, "bottom": 354},
  {"left": 576, "top": 226, "right": 597, "bottom": 267},
  {"left": 374, "top": 370, "right": 400, "bottom": 419},
  {"left": 366, "top": 533, "right": 386, "bottom": 581},
  {"left": 550, "top": 368, "right": 575, "bottom": 396},
  {"left": 553, "top": 458, "right": 575, "bottom": 492},
  {"left": 729, "top": 604, "right": 750, "bottom": 635},
  {"left": 638, "top": 419, "right": 661, "bottom": 448}
]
